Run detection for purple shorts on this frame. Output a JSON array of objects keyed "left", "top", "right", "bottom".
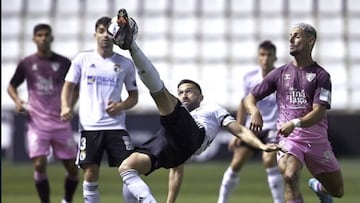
[
  {"left": 26, "top": 125, "right": 77, "bottom": 160},
  {"left": 277, "top": 138, "right": 340, "bottom": 176}
]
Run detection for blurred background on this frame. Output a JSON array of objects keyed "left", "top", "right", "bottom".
[{"left": 2, "top": 0, "right": 360, "bottom": 162}]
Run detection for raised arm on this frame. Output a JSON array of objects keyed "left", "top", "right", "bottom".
[{"left": 226, "top": 121, "right": 279, "bottom": 152}]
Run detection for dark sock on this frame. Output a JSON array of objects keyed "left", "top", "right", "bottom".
[
  {"left": 64, "top": 176, "right": 79, "bottom": 202},
  {"left": 35, "top": 179, "right": 50, "bottom": 203}
]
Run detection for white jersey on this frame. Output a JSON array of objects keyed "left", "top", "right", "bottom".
[
  {"left": 241, "top": 68, "right": 278, "bottom": 130},
  {"left": 65, "top": 50, "right": 138, "bottom": 130},
  {"left": 191, "top": 103, "right": 235, "bottom": 155}
]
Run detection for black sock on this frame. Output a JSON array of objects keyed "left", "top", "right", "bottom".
[
  {"left": 64, "top": 176, "right": 79, "bottom": 202},
  {"left": 35, "top": 179, "right": 50, "bottom": 203}
]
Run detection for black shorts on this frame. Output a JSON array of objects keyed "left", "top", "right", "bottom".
[
  {"left": 135, "top": 101, "right": 205, "bottom": 175},
  {"left": 76, "top": 130, "right": 134, "bottom": 168}
]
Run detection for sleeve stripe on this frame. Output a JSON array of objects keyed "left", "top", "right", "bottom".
[{"left": 221, "top": 114, "right": 232, "bottom": 126}]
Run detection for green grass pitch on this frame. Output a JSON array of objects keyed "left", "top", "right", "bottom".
[{"left": 2, "top": 159, "right": 359, "bottom": 203}]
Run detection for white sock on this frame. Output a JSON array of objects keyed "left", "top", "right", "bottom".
[
  {"left": 217, "top": 167, "right": 239, "bottom": 203},
  {"left": 120, "top": 169, "right": 157, "bottom": 203},
  {"left": 266, "top": 166, "right": 285, "bottom": 203},
  {"left": 122, "top": 183, "right": 138, "bottom": 203},
  {"left": 130, "top": 42, "right": 164, "bottom": 94},
  {"left": 83, "top": 181, "right": 100, "bottom": 203}
]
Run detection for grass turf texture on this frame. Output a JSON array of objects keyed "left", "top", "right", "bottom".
[{"left": 2, "top": 159, "right": 359, "bottom": 203}]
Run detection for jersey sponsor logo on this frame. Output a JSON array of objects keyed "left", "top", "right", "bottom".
[
  {"left": 306, "top": 73, "right": 316, "bottom": 82},
  {"left": 35, "top": 75, "right": 54, "bottom": 95},
  {"left": 87, "top": 75, "right": 120, "bottom": 87},
  {"left": 51, "top": 62, "right": 60, "bottom": 72},
  {"left": 287, "top": 88, "right": 308, "bottom": 105},
  {"left": 319, "top": 87, "right": 331, "bottom": 103}
]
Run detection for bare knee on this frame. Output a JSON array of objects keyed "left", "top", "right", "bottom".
[
  {"left": 33, "top": 157, "right": 47, "bottom": 173},
  {"left": 82, "top": 164, "right": 99, "bottom": 182},
  {"left": 283, "top": 171, "right": 300, "bottom": 185},
  {"left": 262, "top": 152, "right": 277, "bottom": 168},
  {"left": 118, "top": 159, "right": 133, "bottom": 174},
  {"left": 118, "top": 153, "right": 152, "bottom": 175},
  {"left": 63, "top": 159, "right": 79, "bottom": 178}
]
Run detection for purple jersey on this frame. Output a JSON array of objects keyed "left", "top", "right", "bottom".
[
  {"left": 251, "top": 62, "right": 332, "bottom": 143},
  {"left": 10, "top": 52, "right": 72, "bottom": 131}
]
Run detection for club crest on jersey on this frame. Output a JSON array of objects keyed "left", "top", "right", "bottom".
[
  {"left": 87, "top": 75, "right": 96, "bottom": 84},
  {"left": 32, "top": 64, "right": 38, "bottom": 71},
  {"left": 284, "top": 74, "right": 291, "bottom": 80},
  {"left": 306, "top": 73, "right": 316, "bottom": 82},
  {"left": 51, "top": 62, "right": 60, "bottom": 72},
  {"left": 114, "top": 64, "right": 121, "bottom": 72}
]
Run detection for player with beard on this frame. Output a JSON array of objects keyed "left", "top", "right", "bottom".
[
  {"left": 244, "top": 23, "right": 344, "bottom": 203},
  {"left": 107, "top": 9, "right": 283, "bottom": 203}
]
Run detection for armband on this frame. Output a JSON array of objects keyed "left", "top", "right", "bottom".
[{"left": 291, "top": 118, "right": 301, "bottom": 127}]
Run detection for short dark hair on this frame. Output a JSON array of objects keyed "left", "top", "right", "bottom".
[
  {"left": 95, "top": 16, "right": 112, "bottom": 31},
  {"left": 33, "top": 23, "right": 52, "bottom": 35},
  {"left": 292, "top": 23, "right": 317, "bottom": 41},
  {"left": 258, "top": 40, "right": 276, "bottom": 54},
  {"left": 177, "top": 79, "right": 202, "bottom": 94}
]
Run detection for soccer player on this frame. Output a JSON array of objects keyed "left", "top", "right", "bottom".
[
  {"left": 243, "top": 23, "right": 344, "bottom": 203},
  {"left": 60, "top": 16, "right": 138, "bottom": 203},
  {"left": 217, "top": 40, "right": 284, "bottom": 203},
  {"left": 108, "top": 9, "right": 282, "bottom": 203},
  {"left": 7, "top": 23, "right": 79, "bottom": 203}
]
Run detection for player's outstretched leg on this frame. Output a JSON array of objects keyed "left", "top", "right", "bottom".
[
  {"left": 108, "top": 9, "right": 164, "bottom": 95},
  {"left": 123, "top": 183, "right": 139, "bottom": 203},
  {"left": 120, "top": 169, "right": 157, "bottom": 203}
]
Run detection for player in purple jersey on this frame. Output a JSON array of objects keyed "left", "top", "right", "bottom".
[
  {"left": 7, "top": 23, "right": 79, "bottom": 203},
  {"left": 61, "top": 16, "right": 138, "bottom": 203},
  {"left": 217, "top": 40, "right": 284, "bottom": 203},
  {"left": 107, "top": 9, "right": 283, "bottom": 203},
  {"left": 244, "top": 23, "right": 344, "bottom": 203}
]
